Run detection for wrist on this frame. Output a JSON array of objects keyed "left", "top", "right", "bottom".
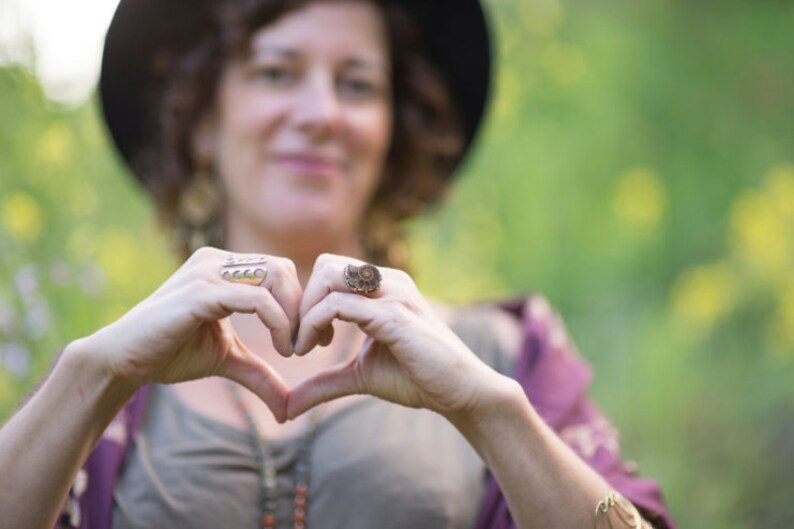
[
  {"left": 447, "top": 371, "right": 530, "bottom": 439},
  {"left": 61, "top": 336, "right": 140, "bottom": 409}
]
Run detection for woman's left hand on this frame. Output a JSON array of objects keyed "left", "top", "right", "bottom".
[{"left": 287, "top": 253, "right": 506, "bottom": 421}]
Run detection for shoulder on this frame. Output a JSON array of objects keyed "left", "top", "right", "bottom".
[
  {"left": 431, "top": 298, "right": 522, "bottom": 376},
  {"left": 518, "top": 294, "right": 582, "bottom": 359},
  {"left": 432, "top": 293, "right": 579, "bottom": 356},
  {"left": 430, "top": 293, "right": 588, "bottom": 381}
]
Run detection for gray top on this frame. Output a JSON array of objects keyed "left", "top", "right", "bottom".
[{"left": 112, "top": 306, "right": 518, "bottom": 529}]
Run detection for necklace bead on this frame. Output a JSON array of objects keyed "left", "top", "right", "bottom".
[
  {"left": 227, "top": 381, "right": 319, "bottom": 529},
  {"left": 226, "top": 325, "right": 358, "bottom": 529}
]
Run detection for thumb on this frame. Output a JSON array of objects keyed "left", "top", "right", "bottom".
[
  {"left": 221, "top": 343, "right": 290, "bottom": 424},
  {"left": 286, "top": 357, "right": 361, "bottom": 420}
]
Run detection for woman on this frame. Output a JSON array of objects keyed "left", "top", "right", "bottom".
[{"left": 0, "top": 0, "right": 675, "bottom": 528}]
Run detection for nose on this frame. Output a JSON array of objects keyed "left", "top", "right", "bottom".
[{"left": 292, "top": 70, "right": 344, "bottom": 140}]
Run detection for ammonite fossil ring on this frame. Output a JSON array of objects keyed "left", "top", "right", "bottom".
[{"left": 344, "top": 263, "right": 382, "bottom": 294}]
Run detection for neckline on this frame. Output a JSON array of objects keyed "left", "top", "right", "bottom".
[{"left": 158, "top": 383, "right": 374, "bottom": 448}]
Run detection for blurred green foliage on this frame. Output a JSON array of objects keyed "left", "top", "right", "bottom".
[{"left": 1, "top": 0, "right": 793, "bottom": 527}]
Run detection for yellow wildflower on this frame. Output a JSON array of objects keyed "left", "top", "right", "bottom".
[
  {"left": 765, "top": 163, "right": 794, "bottom": 222},
  {"left": 493, "top": 67, "right": 524, "bottom": 131},
  {"left": 1, "top": 192, "right": 43, "bottom": 243},
  {"left": 612, "top": 167, "right": 667, "bottom": 236},
  {"left": 410, "top": 209, "right": 507, "bottom": 303},
  {"left": 97, "top": 229, "right": 140, "bottom": 290},
  {"left": 729, "top": 190, "right": 790, "bottom": 279},
  {"left": 38, "top": 122, "right": 75, "bottom": 167},
  {"left": 670, "top": 262, "right": 739, "bottom": 339},
  {"left": 541, "top": 42, "right": 586, "bottom": 86}
]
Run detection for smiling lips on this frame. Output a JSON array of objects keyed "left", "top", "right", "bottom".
[{"left": 275, "top": 152, "right": 344, "bottom": 178}]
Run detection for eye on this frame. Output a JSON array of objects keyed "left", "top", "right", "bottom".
[
  {"left": 254, "top": 65, "right": 296, "bottom": 86},
  {"left": 339, "top": 78, "right": 380, "bottom": 98}
]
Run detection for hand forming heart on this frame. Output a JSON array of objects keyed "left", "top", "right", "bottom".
[{"left": 84, "top": 247, "right": 501, "bottom": 426}]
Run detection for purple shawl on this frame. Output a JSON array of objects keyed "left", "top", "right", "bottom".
[{"left": 58, "top": 295, "right": 675, "bottom": 529}]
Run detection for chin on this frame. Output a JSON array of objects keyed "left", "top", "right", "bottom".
[{"left": 261, "top": 206, "right": 352, "bottom": 243}]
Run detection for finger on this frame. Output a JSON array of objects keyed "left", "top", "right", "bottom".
[
  {"left": 220, "top": 337, "right": 290, "bottom": 423},
  {"left": 287, "top": 357, "right": 361, "bottom": 419},
  {"left": 300, "top": 254, "right": 349, "bottom": 320},
  {"left": 300, "top": 254, "right": 387, "bottom": 320},
  {"left": 194, "top": 282, "right": 294, "bottom": 357},
  {"left": 216, "top": 253, "right": 303, "bottom": 344},
  {"left": 259, "top": 257, "right": 303, "bottom": 342},
  {"left": 294, "top": 292, "right": 383, "bottom": 355}
]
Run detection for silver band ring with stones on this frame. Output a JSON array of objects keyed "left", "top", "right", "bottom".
[{"left": 221, "top": 254, "right": 268, "bottom": 286}]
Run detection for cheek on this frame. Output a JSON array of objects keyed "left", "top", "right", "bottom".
[
  {"left": 214, "top": 92, "right": 288, "bottom": 195},
  {"left": 349, "top": 107, "right": 393, "bottom": 188},
  {"left": 220, "top": 90, "right": 287, "bottom": 151},
  {"left": 370, "top": 106, "right": 393, "bottom": 159}
]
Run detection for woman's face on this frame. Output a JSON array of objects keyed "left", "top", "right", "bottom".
[{"left": 203, "top": 0, "right": 393, "bottom": 247}]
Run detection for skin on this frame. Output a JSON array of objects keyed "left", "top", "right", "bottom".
[
  {"left": 201, "top": 0, "right": 393, "bottom": 274},
  {"left": 0, "top": 2, "right": 653, "bottom": 528}
]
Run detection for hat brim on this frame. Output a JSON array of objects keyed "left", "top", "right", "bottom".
[{"left": 99, "top": 0, "right": 492, "bottom": 180}]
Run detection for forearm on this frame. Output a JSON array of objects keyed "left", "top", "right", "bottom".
[
  {"left": 450, "top": 375, "right": 648, "bottom": 529},
  {"left": 0, "top": 339, "right": 137, "bottom": 529}
]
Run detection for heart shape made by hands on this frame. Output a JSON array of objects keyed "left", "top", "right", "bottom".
[{"left": 225, "top": 315, "right": 374, "bottom": 424}]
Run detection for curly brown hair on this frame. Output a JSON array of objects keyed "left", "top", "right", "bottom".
[{"left": 140, "top": 0, "right": 464, "bottom": 268}]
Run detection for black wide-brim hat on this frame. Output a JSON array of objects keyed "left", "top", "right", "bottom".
[{"left": 99, "top": 0, "right": 493, "bottom": 181}]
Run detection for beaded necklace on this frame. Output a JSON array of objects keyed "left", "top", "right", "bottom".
[
  {"left": 227, "top": 380, "right": 318, "bottom": 529},
  {"left": 226, "top": 327, "right": 358, "bottom": 529}
]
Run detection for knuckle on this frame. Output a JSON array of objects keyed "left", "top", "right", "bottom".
[
  {"left": 309, "top": 317, "right": 326, "bottom": 333},
  {"left": 190, "top": 285, "right": 217, "bottom": 312},
  {"left": 192, "top": 275, "right": 215, "bottom": 291},
  {"left": 182, "top": 247, "right": 220, "bottom": 277},
  {"left": 253, "top": 292, "right": 286, "bottom": 325},
  {"left": 265, "top": 260, "right": 283, "bottom": 280},
  {"left": 192, "top": 246, "right": 218, "bottom": 262},
  {"left": 388, "top": 299, "right": 413, "bottom": 321},
  {"left": 322, "top": 261, "right": 338, "bottom": 282},
  {"left": 269, "top": 257, "right": 292, "bottom": 279},
  {"left": 325, "top": 290, "right": 344, "bottom": 306},
  {"left": 281, "top": 257, "right": 297, "bottom": 276},
  {"left": 252, "top": 292, "right": 269, "bottom": 314},
  {"left": 393, "top": 268, "right": 413, "bottom": 284},
  {"left": 314, "top": 253, "right": 335, "bottom": 271},
  {"left": 316, "top": 292, "right": 339, "bottom": 309},
  {"left": 319, "top": 292, "right": 345, "bottom": 316},
  {"left": 272, "top": 309, "right": 289, "bottom": 331},
  {"left": 389, "top": 269, "right": 416, "bottom": 291}
]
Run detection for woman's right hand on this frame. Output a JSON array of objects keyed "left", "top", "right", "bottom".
[{"left": 75, "top": 247, "right": 302, "bottom": 422}]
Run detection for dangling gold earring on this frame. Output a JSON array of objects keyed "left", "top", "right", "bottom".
[
  {"left": 361, "top": 205, "right": 408, "bottom": 271},
  {"left": 175, "top": 163, "right": 224, "bottom": 254}
]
